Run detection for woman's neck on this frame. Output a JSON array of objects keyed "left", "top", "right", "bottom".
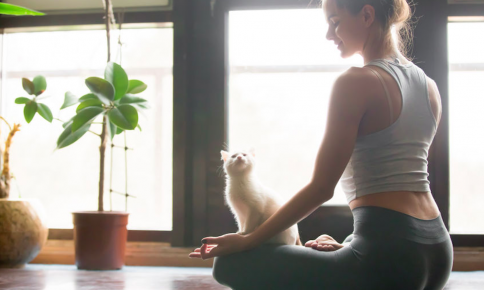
[
  {"left": 361, "top": 29, "right": 402, "bottom": 65},
  {"left": 362, "top": 46, "right": 397, "bottom": 65}
]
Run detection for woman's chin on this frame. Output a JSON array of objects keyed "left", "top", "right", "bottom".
[
  {"left": 339, "top": 50, "right": 355, "bottom": 59},
  {"left": 338, "top": 49, "right": 349, "bottom": 58}
]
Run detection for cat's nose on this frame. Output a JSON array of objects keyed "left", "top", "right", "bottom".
[{"left": 237, "top": 156, "right": 243, "bottom": 160}]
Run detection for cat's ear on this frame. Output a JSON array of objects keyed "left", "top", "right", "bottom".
[
  {"left": 248, "top": 147, "right": 256, "bottom": 157},
  {"left": 221, "top": 150, "right": 229, "bottom": 162}
]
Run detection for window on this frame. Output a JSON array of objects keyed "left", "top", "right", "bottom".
[
  {"left": 448, "top": 20, "right": 484, "bottom": 234},
  {"left": 228, "top": 9, "right": 362, "bottom": 205},
  {"left": 0, "top": 23, "right": 173, "bottom": 230}
]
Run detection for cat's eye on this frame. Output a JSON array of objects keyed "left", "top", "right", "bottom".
[
  {"left": 231, "top": 154, "right": 237, "bottom": 158},
  {"left": 242, "top": 153, "right": 247, "bottom": 156}
]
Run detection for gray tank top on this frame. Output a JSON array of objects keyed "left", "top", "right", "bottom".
[{"left": 340, "top": 59, "right": 438, "bottom": 203}]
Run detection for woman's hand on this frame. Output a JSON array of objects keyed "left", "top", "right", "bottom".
[
  {"left": 304, "top": 234, "right": 345, "bottom": 252},
  {"left": 188, "top": 233, "right": 252, "bottom": 260}
]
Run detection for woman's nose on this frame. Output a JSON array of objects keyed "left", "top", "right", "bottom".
[{"left": 326, "top": 29, "right": 333, "bottom": 41}]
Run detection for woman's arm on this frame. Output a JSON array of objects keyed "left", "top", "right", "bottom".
[{"left": 191, "top": 68, "right": 371, "bottom": 259}]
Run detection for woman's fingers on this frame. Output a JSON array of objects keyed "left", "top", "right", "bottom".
[
  {"left": 188, "top": 252, "right": 201, "bottom": 258},
  {"left": 188, "top": 245, "right": 218, "bottom": 258},
  {"left": 304, "top": 240, "right": 316, "bottom": 247},
  {"left": 192, "top": 245, "right": 217, "bottom": 253},
  {"left": 190, "top": 233, "right": 252, "bottom": 259},
  {"left": 310, "top": 241, "right": 343, "bottom": 252},
  {"left": 316, "top": 244, "right": 335, "bottom": 251},
  {"left": 202, "top": 236, "right": 222, "bottom": 245},
  {"left": 200, "top": 243, "right": 221, "bottom": 260}
]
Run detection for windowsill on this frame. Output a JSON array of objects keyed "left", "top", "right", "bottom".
[
  {"left": 453, "top": 247, "right": 484, "bottom": 271},
  {"left": 30, "top": 240, "right": 213, "bottom": 268},
  {"left": 31, "top": 240, "right": 484, "bottom": 271}
]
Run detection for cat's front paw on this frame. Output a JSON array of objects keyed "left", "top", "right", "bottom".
[{"left": 237, "top": 231, "right": 246, "bottom": 235}]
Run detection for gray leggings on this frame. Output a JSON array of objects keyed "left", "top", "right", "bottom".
[{"left": 212, "top": 206, "right": 453, "bottom": 290}]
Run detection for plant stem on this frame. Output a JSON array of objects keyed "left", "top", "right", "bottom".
[
  {"left": 0, "top": 116, "right": 12, "bottom": 132},
  {"left": 89, "top": 130, "right": 101, "bottom": 137},
  {"left": 98, "top": 0, "right": 114, "bottom": 212},
  {"left": 98, "top": 116, "right": 108, "bottom": 211}
]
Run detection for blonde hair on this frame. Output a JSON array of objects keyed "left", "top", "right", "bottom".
[{"left": 324, "top": 0, "right": 415, "bottom": 59}]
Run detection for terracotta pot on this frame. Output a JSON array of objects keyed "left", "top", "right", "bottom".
[
  {"left": 72, "top": 211, "right": 129, "bottom": 270},
  {"left": 0, "top": 198, "right": 49, "bottom": 268}
]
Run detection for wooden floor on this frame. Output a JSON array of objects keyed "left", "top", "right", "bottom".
[{"left": 0, "top": 264, "right": 483, "bottom": 289}]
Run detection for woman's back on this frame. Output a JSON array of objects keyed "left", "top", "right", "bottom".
[{"left": 343, "top": 58, "right": 442, "bottom": 220}]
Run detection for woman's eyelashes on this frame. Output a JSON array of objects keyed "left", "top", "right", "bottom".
[{"left": 329, "top": 17, "right": 339, "bottom": 27}]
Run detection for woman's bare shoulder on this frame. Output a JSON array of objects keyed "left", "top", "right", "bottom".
[{"left": 332, "top": 66, "right": 379, "bottom": 98}]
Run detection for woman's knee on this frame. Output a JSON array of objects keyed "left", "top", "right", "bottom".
[
  {"left": 212, "top": 256, "right": 231, "bottom": 286},
  {"left": 343, "top": 233, "right": 355, "bottom": 244}
]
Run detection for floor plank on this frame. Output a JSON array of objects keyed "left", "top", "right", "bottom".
[
  {"left": 0, "top": 264, "right": 483, "bottom": 289},
  {"left": 0, "top": 264, "right": 228, "bottom": 290}
]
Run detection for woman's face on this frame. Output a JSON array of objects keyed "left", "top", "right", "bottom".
[{"left": 323, "top": 0, "right": 369, "bottom": 58}]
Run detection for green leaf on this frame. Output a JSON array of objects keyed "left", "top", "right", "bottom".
[
  {"left": 57, "top": 123, "right": 90, "bottom": 149},
  {"left": 0, "top": 3, "right": 45, "bottom": 16},
  {"left": 36, "top": 95, "right": 50, "bottom": 101},
  {"left": 33, "top": 75, "right": 47, "bottom": 96},
  {"left": 104, "top": 62, "right": 129, "bottom": 101},
  {"left": 119, "top": 94, "right": 150, "bottom": 109},
  {"left": 137, "top": 124, "right": 142, "bottom": 132},
  {"left": 24, "top": 101, "right": 38, "bottom": 123},
  {"left": 126, "top": 80, "right": 147, "bottom": 94},
  {"left": 62, "top": 116, "right": 75, "bottom": 128},
  {"left": 107, "top": 117, "right": 117, "bottom": 141},
  {"left": 72, "top": 107, "right": 105, "bottom": 133},
  {"left": 37, "top": 103, "right": 53, "bottom": 123},
  {"left": 107, "top": 105, "right": 138, "bottom": 130},
  {"left": 76, "top": 99, "right": 103, "bottom": 113},
  {"left": 60, "top": 91, "right": 79, "bottom": 109},
  {"left": 85, "top": 77, "right": 115, "bottom": 105},
  {"left": 22, "top": 78, "right": 35, "bottom": 95},
  {"left": 79, "top": 93, "right": 98, "bottom": 102},
  {"left": 15, "top": 97, "right": 31, "bottom": 104},
  {"left": 116, "top": 127, "right": 124, "bottom": 135}
]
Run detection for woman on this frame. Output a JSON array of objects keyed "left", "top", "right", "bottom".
[{"left": 189, "top": 0, "right": 453, "bottom": 289}]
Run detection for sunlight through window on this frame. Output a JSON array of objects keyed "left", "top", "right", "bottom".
[{"left": 228, "top": 9, "right": 363, "bottom": 205}]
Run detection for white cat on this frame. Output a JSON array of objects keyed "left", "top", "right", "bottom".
[{"left": 221, "top": 148, "right": 302, "bottom": 245}]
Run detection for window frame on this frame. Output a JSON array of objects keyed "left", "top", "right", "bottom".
[
  {"left": 446, "top": 2, "right": 484, "bottom": 246},
  {"left": 0, "top": 8, "right": 174, "bottom": 243}
]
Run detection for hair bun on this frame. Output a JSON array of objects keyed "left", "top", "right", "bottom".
[{"left": 390, "top": 0, "right": 412, "bottom": 29}]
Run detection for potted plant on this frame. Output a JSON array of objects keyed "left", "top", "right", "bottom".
[
  {"left": 0, "top": 76, "right": 51, "bottom": 268},
  {"left": 53, "top": 0, "right": 149, "bottom": 270},
  {"left": 57, "top": 60, "right": 148, "bottom": 270},
  {"left": 0, "top": 3, "right": 47, "bottom": 269}
]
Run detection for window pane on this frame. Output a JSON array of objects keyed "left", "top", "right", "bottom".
[
  {"left": 1, "top": 25, "right": 173, "bottom": 230},
  {"left": 228, "top": 9, "right": 363, "bottom": 205},
  {"left": 448, "top": 22, "right": 484, "bottom": 234}
]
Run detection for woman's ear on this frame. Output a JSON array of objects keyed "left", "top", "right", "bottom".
[{"left": 361, "top": 4, "right": 376, "bottom": 28}]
